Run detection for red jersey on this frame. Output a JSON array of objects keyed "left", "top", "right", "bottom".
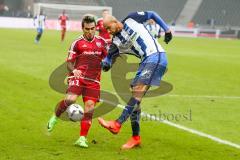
[
  {"left": 66, "top": 35, "right": 108, "bottom": 82},
  {"left": 58, "top": 15, "right": 69, "bottom": 26},
  {"left": 96, "top": 18, "right": 111, "bottom": 43}
]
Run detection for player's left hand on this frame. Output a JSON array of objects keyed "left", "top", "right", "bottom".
[
  {"left": 73, "top": 69, "right": 82, "bottom": 78},
  {"left": 101, "top": 57, "right": 112, "bottom": 72},
  {"left": 164, "top": 31, "right": 172, "bottom": 44}
]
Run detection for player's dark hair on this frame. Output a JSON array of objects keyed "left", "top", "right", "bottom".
[{"left": 81, "top": 15, "right": 96, "bottom": 28}]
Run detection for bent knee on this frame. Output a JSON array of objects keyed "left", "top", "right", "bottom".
[
  {"left": 84, "top": 100, "right": 95, "bottom": 108},
  {"left": 65, "top": 94, "right": 78, "bottom": 105}
]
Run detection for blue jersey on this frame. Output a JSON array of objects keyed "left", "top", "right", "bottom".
[{"left": 111, "top": 11, "right": 169, "bottom": 60}]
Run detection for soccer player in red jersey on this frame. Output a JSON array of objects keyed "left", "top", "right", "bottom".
[
  {"left": 58, "top": 10, "right": 69, "bottom": 42},
  {"left": 47, "top": 15, "right": 108, "bottom": 148},
  {"left": 96, "top": 9, "right": 111, "bottom": 45}
]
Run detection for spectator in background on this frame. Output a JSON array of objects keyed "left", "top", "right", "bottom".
[
  {"left": 27, "top": 5, "right": 32, "bottom": 18},
  {"left": 145, "top": 19, "right": 161, "bottom": 39},
  {"left": 0, "top": 0, "right": 4, "bottom": 15},
  {"left": 33, "top": 10, "right": 46, "bottom": 44},
  {"left": 0, "top": 1, "right": 8, "bottom": 16}
]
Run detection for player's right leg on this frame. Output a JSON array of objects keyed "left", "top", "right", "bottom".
[
  {"left": 75, "top": 99, "right": 95, "bottom": 148},
  {"left": 35, "top": 28, "right": 43, "bottom": 43},
  {"left": 121, "top": 108, "right": 141, "bottom": 149},
  {"left": 75, "top": 84, "right": 100, "bottom": 147},
  {"left": 61, "top": 27, "right": 66, "bottom": 41},
  {"left": 74, "top": 136, "right": 88, "bottom": 148},
  {"left": 48, "top": 78, "right": 83, "bottom": 132},
  {"left": 47, "top": 94, "right": 78, "bottom": 132}
]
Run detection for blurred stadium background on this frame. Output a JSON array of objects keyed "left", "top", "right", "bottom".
[{"left": 1, "top": 0, "right": 240, "bottom": 38}]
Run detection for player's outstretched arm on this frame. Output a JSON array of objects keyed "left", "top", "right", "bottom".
[
  {"left": 146, "top": 11, "right": 169, "bottom": 32},
  {"left": 146, "top": 11, "right": 172, "bottom": 44}
]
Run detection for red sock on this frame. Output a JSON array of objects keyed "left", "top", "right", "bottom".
[
  {"left": 61, "top": 31, "right": 65, "bottom": 41},
  {"left": 80, "top": 112, "right": 93, "bottom": 136},
  {"left": 55, "top": 100, "right": 69, "bottom": 117},
  {"left": 133, "top": 135, "right": 140, "bottom": 141}
]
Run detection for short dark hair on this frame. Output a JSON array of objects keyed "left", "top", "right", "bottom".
[{"left": 81, "top": 15, "right": 96, "bottom": 28}]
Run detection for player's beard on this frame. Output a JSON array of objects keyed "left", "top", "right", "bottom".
[{"left": 84, "top": 33, "right": 94, "bottom": 41}]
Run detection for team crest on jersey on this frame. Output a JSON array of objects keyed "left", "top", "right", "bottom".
[{"left": 96, "top": 42, "right": 102, "bottom": 48}]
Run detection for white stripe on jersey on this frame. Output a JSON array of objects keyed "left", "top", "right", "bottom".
[
  {"left": 145, "top": 23, "right": 161, "bottom": 37},
  {"left": 95, "top": 35, "right": 108, "bottom": 44},
  {"left": 34, "top": 15, "right": 46, "bottom": 29},
  {"left": 68, "top": 36, "right": 83, "bottom": 53},
  {"left": 113, "top": 18, "right": 165, "bottom": 58}
]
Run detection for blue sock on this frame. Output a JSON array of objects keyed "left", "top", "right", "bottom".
[
  {"left": 130, "top": 109, "right": 141, "bottom": 136},
  {"left": 117, "top": 97, "right": 140, "bottom": 124}
]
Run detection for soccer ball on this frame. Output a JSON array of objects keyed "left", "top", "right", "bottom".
[{"left": 66, "top": 104, "right": 84, "bottom": 122}]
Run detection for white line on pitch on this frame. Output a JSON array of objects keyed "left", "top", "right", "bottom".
[
  {"left": 110, "top": 92, "right": 240, "bottom": 99},
  {"left": 164, "top": 94, "right": 240, "bottom": 99},
  {"left": 114, "top": 103, "right": 240, "bottom": 149}
]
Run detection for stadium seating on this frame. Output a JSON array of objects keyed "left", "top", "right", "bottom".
[
  {"left": 192, "top": 0, "right": 240, "bottom": 27},
  {"left": 103, "top": 0, "right": 187, "bottom": 23},
  {"left": 34, "top": 0, "right": 101, "bottom": 20},
  {"left": 35, "top": 0, "right": 99, "bottom": 6},
  {"left": 2, "top": 0, "right": 240, "bottom": 27}
]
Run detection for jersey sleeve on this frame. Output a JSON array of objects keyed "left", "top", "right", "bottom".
[
  {"left": 106, "top": 43, "right": 120, "bottom": 59},
  {"left": 66, "top": 40, "right": 78, "bottom": 62},
  {"left": 157, "top": 25, "right": 161, "bottom": 36},
  {"left": 102, "top": 40, "right": 108, "bottom": 58},
  {"left": 125, "top": 11, "right": 149, "bottom": 23},
  {"left": 126, "top": 11, "right": 169, "bottom": 32}
]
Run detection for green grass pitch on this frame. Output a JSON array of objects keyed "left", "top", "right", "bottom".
[{"left": 0, "top": 28, "right": 240, "bottom": 160}]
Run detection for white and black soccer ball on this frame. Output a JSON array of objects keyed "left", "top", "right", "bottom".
[{"left": 66, "top": 104, "right": 84, "bottom": 122}]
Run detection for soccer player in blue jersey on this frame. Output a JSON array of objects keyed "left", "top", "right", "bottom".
[{"left": 98, "top": 11, "right": 172, "bottom": 149}]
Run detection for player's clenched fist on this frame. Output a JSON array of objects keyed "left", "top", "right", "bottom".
[
  {"left": 164, "top": 31, "right": 172, "bottom": 44},
  {"left": 73, "top": 69, "right": 82, "bottom": 78},
  {"left": 101, "top": 57, "right": 112, "bottom": 72}
]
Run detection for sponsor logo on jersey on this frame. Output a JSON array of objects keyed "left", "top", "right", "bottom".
[
  {"left": 82, "top": 51, "right": 102, "bottom": 55},
  {"left": 140, "top": 69, "right": 152, "bottom": 79},
  {"left": 96, "top": 42, "right": 102, "bottom": 48}
]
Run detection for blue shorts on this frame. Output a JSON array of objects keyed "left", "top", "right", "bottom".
[
  {"left": 37, "top": 28, "right": 43, "bottom": 34},
  {"left": 131, "top": 52, "right": 167, "bottom": 87}
]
